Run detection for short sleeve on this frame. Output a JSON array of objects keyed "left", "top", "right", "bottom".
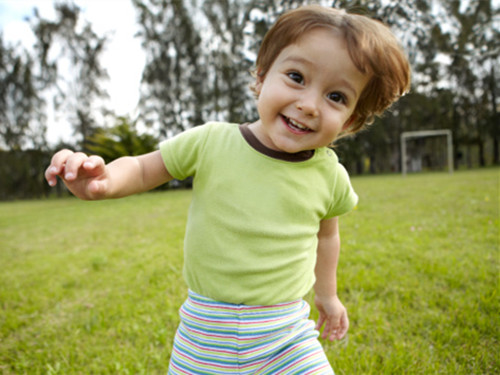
[
  {"left": 159, "top": 124, "right": 211, "bottom": 180},
  {"left": 325, "top": 163, "right": 358, "bottom": 218}
]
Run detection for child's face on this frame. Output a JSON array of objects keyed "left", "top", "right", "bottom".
[{"left": 251, "top": 28, "right": 370, "bottom": 153}]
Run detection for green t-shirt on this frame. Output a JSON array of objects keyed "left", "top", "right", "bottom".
[{"left": 160, "top": 122, "right": 357, "bottom": 305}]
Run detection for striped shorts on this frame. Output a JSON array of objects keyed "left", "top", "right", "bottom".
[{"left": 168, "top": 290, "right": 334, "bottom": 374}]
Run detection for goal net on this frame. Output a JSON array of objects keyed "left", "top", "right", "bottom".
[{"left": 400, "top": 130, "right": 454, "bottom": 175}]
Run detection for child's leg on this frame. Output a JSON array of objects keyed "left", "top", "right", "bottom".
[{"left": 168, "top": 290, "right": 334, "bottom": 375}]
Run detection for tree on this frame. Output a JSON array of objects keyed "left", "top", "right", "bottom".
[
  {"left": 331, "top": 0, "right": 500, "bottom": 172},
  {"left": 133, "top": 0, "right": 208, "bottom": 136},
  {"left": 201, "top": 0, "right": 259, "bottom": 125},
  {"left": 442, "top": 0, "right": 499, "bottom": 166},
  {"left": 0, "top": 34, "right": 46, "bottom": 150},
  {"left": 86, "top": 116, "right": 158, "bottom": 163},
  {"left": 30, "top": 2, "right": 109, "bottom": 149}
]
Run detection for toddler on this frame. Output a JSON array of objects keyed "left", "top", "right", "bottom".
[{"left": 45, "top": 5, "right": 410, "bottom": 374}]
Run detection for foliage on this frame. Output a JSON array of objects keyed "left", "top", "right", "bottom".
[
  {"left": 0, "top": 0, "right": 498, "bottom": 199},
  {"left": 332, "top": 0, "right": 499, "bottom": 172},
  {"left": 132, "top": 0, "right": 264, "bottom": 136},
  {"left": 29, "top": 2, "right": 109, "bottom": 148},
  {"left": 0, "top": 149, "right": 52, "bottom": 200},
  {"left": 0, "top": 34, "right": 45, "bottom": 150},
  {"left": 0, "top": 169, "right": 498, "bottom": 373},
  {"left": 443, "top": 0, "right": 499, "bottom": 166},
  {"left": 85, "top": 116, "right": 158, "bottom": 163},
  {"left": 132, "top": 0, "right": 498, "bottom": 171}
]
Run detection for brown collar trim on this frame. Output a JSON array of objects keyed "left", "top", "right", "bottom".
[{"left": 239, "top": 123, "right": 314, "bottom": 162}]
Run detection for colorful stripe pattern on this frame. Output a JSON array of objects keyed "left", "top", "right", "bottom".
[{"left": 168, "top": 290, "right": 334, "bottom": 374}]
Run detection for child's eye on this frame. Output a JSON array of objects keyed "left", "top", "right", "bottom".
[
  {"left": 327, "top": 92, "right": 347, "bottom": 104},
  {"left": 287, "top": 71, "right": 304, "bottom": 84}
]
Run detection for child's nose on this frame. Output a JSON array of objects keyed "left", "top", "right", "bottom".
[{"left": 296, "top": 90, "right": 320, "bottom": 117}]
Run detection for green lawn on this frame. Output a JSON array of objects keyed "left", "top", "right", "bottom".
[{"left": 1, "top": 169, "right": 498, "bottom": 374}]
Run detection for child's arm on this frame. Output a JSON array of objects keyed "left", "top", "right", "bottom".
[
  {"left": 45, "top": 149, "right": 173, "bottom": 200},
  {"left": 314, "top": 216, "right": 349, "bottom": 341}
]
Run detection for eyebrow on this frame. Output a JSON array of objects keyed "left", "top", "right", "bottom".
[{"left": 282, "top": 55, "right": 360, "bottom": 99}]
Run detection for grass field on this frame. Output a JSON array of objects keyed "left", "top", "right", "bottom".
[{"left": 1, "top": 168, "right": 498, "bottom": 374}]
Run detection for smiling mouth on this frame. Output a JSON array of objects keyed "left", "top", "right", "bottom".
[{"left": 281, "top": 115, "right": 312, "bottom": 133}]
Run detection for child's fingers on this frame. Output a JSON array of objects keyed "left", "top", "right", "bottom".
[
  {"left": 45, "top": 149, "right": 75, "bottom": 186},
  {"left": 63, "top": 152, "right": 91, "bottom": 181},
  {"left": 317, "top": 313, "right": 337, "bottom": 340},
  {"left": 85, "top": 157, "right": 108, "bottom": 198},
  {"left": 45, "top": 165, "right": 59, "bottom": 186},
  {"left": 329, "top": 312, "right": 348, "bottom": 340},
  {"left": 325, "top": 317, "right": 339, "bottom": 341},
  {"left": 50, "top": 149, "right": 75, "bottom": 169},
  {"left": 82, "top": 155, "right": 106, "bottom": 176},
  {"left": 315, "top": 314, "right": 326, "bottom": 332},
  {"left": 314, "top": 296, "right": 349, "bottom": 341},
  {"left": 337, "top": 312, "right": 349, "bottom": 339},
  {"left": 319, "top": 313, "right": 349, "bottom": 341}
]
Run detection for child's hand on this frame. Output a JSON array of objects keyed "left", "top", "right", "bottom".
[
  {"left": 314, "top": 294, "right": 349, "bottom": 341},
  {"left": 45, "top": 149, "right": 109, "bottom": 200}
]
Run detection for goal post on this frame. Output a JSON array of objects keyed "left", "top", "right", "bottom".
[{"left": 401, "top": 130, "right": 453, "bottom": 175}]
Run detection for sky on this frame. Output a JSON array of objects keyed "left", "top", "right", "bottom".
[{"left": 0, "top": 0, "right": 145, "bottom": 145}]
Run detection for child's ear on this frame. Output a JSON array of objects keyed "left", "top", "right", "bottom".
[{"left": 254, "top": 69, "right": 265, "bottom": 95}]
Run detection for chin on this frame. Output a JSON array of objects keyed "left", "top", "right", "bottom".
[{"left": 275, "top": 141, "right": 305, "bottom": 154}]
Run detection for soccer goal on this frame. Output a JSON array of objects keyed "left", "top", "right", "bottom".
[{"left": 400, "top": 130, "right": 454, "bottom": 175}]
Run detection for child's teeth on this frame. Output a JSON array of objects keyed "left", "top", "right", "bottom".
[{"left": 289, "top": 119, "right": 307, "bottom": 130}]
